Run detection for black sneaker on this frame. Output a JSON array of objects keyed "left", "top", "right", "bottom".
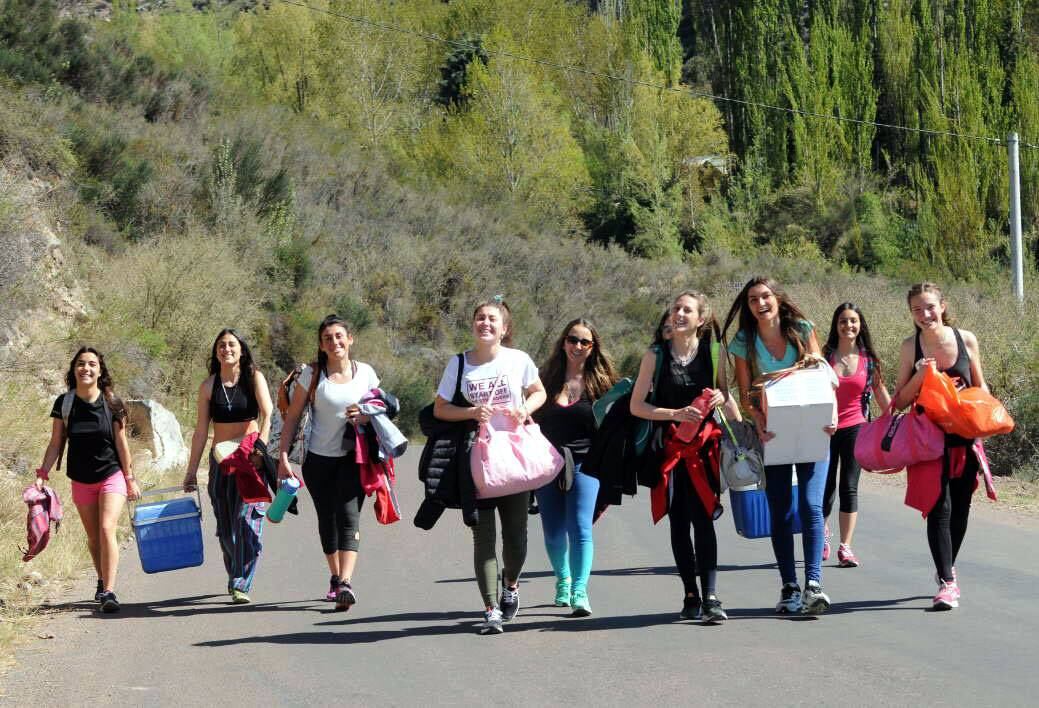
[
  {"left": 499, "top": 585, "right": 519, "bottom": 622},
  {"left": 99, "top": 591, "right": 120, "bottom": 613},
  {"left": 700, "top": 596, "right": 728, "bottom": 623},
  {"left": 776, "top": 583, "right": 803, "bottom": 614},
  {"left": 326, "top": 575, "right": 340, "bottom": 602},
  {"left": 94, "top": 579, "right": 104, "bottom": 603},
  {"left": 680, "top": 595, "right": 702, "bottom": 620},
  {"left": 335, "top": 582, "right": 357, "bottom": 612}
]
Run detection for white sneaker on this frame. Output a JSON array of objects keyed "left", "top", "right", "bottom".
[
  {"left": 801, "top": 581, "right": 831, "bottom": 615},
  {"left": 776, "top": 583, "right": 802, "bottom": 614},
  {"left": 480, "top": 607, "right": 504, "bottom": 635}
]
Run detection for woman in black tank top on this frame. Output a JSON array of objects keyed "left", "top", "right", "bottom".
[
  {"left": 893, "top": 283, "right": 988, "bottom": 611},
  {"left": 631, "top": 291, "right": 741, "bottom": 623}
]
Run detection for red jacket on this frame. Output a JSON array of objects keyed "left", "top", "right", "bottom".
[
  {"left": 905, "top": 439, "right": 996, "bottom": 516},
  {"left": 651, "top": 421, "right": 722, "bottom": 524},
  {"left": 218, "top": 432, "right": 272, "bottom": 504}
]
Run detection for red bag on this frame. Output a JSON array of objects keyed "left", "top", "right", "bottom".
[
  {"left": 918, "top": 365, "right": 1014, "bottom": 439},
  {"left": 854, "top": 404, "right": 944, "bottom": 472}
]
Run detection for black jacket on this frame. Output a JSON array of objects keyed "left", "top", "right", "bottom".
[
  {"left": 584, "top": 391, "right": 646, "bottom": 518},
  {"left": 414, "top": 354, "right": 479, "bottom": 529}
]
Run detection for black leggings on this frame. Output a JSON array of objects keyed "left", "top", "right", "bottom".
[
  {"left": 927, "top": 449, "right": 978, "bottom": 583},
  {"left": 824, "top": 424, "right": 862, "bottom": 517},
  {"left": 302, "top": 452, "right": 365, "bottom": 554},
  {"left": 667, "top": 465, "right": 718, "bottom": 598}
]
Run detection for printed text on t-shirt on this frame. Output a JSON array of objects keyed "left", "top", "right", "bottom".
[{"left": 467, "top": 376, "right": 512, "bottom": 407}]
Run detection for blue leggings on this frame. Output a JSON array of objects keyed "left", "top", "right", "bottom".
[
  {"left": 534, "top": 465, "right": 599, "bottom": 594},
  {"left": 765, "top": 456, "right": 828, "bottom": 586}
]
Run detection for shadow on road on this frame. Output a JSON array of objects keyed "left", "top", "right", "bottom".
[{"left": 45, "top": 594, "right": 329, "bottom": 620}]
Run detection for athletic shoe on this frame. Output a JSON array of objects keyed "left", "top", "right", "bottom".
[
  {"left": 776, "top": 583, "right": 802, "bottom": 614},
  {"left": 570, "top": 590, "right": 592, "bottom": 618},
  {"left": 680, "top": 595, "right": 702, "bottom": 620},
  {"left": 932, "top": 581, "right": 960, "bottom": 610},
  {"left": 230, "top": 588, "right": 251, "bottom": 604},
  {"left": 500, "top": 586, "right": 520, "bottom": 622},
  {"left": 94, "top": 579, "right": 104, "bottom": 603},
  {"left": 326, "top": 575, "right": 340, "bottom": 602},
  {"left": 335, "top": 582, "right": 357, "bottom": 612},
  {"left": 837, "top": 544, "right": 860, "bottom": 568},
  {"left": 480, "top": 607, "right": 504, "bottom": 634},
  {"left": 554, "top": 577, "right": 572, "bottom": 607},
  {"left": 99, "top": 591, "right": 120, "bottom": 613},
  {"left": 801, "top": 581, "right": 831, "bottom": 615},
  {"left": 700, "top": 596, "right": 728, "bottom": 623}
]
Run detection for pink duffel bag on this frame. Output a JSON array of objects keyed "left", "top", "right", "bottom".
[
  {"left": 471, "top": 420, "right": 564, "bottom": 499},
  {"left": 854, "top": 404, "right": 945, "bottom": 472}
]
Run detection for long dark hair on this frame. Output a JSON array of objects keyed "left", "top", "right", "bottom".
[
  {"left": 651, "top": 309, "right": 671, "bottom": 346},
  {"left": 208, "top": 328, "right": 257, "bottom": 400},
  {"left": 822, "top": 302, "right": 884, "bottom": 382},
  {"left": 472, "top": 297, "right": 514, "bottom": 347},
  {"left": 66, "top": 346, "right": 126, "bottom": 421},
  {"left": 540, "top": 318, "right": 619, "bottom": 402},
  {"left": 316, "top": 314, "right": 352, "bottom": 377},
  {"left": 722, "top": 276, "right": 810, "bottom": 375}
]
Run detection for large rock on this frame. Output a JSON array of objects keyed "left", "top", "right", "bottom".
[{"left": 125, "top": 399, "right": 189, "bottom": 473}]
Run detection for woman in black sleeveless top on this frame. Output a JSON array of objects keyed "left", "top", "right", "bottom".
[
  {"left": 183, "top": 329, "right": 273, "bottom": 604},
  {"left": 630, "top": 291, "right": 741, "bottom": 623},
  {"left": 892, "top": 283, "right": 987, "bottom": 611}
]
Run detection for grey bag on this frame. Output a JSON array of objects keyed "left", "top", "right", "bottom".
[{"left": 716, "top": 413, "right": 765, "bottom": 492}]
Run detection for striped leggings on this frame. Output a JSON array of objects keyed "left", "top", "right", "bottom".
[{"left": 208, "top": 456, "right": 265, "bottom": 592}]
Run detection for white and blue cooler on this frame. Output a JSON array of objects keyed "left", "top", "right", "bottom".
[
  {"left": 730, "top": 473, "right": 802, "bottom": 539},
  {"left": 132, "top": 486, "right": 204, "bottom": 573}
]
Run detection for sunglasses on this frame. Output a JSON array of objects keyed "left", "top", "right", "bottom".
[{"left": 566, "top": 335, "right": 594, "bottom": 347}]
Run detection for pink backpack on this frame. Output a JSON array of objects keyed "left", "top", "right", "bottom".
[{"left": 22, "top": 485, "right": 64, "bottom": 562}]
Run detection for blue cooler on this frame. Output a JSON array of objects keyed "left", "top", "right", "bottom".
[
  {"left": 729, "top": 476, "right": 802, "bottom": 539},
  {"left": 132, "top": 487, "right": 204, "bottom": 573}
]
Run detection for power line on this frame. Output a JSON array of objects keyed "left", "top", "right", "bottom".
[{"left": 276, "top": 0, "right": 1038, "bottom": 148}]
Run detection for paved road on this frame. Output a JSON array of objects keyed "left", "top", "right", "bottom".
[{"left": 4, "top": 453, "right": 1038, "bottom": 706}]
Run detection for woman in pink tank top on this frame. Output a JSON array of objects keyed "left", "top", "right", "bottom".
[{"left": 821, "top": 303, "right": 890, "bottom": 567}]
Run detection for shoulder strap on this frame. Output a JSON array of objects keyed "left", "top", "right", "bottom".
[
  {"left": 648, "top": 345, "right": 663, "bottom": 404},
  {"left": 710, "top": 338, "right": 721, "bottom": 390},
  {"left": 56, "top": 391, "right": 74, "bottom": 471},
  {"left": 914, "top": 331, "right": 923, "bottom": 361},
  {"left": 307, "top": 361, "right": 320, "bottom": 403},
  {"left": 454, "top": 353, "right": 464, "bottom": 399}
]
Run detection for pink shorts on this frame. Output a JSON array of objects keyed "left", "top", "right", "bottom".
[{"left": 71, "top": 471, "right": 127, "bottom": 506}]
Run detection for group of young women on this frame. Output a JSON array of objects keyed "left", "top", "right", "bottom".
[{"left": 34, "top": 279, "right": 989, "bottom": 625}]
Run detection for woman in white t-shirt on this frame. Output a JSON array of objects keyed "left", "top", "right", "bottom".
[
  {"left": 433, "top": 298, "right": 547, "bottom": 635},
  {"left": 279, "top": 315, "right": 380, "bottom": 611}
]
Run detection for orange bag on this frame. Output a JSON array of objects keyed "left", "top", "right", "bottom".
[{"left": 917, "top": 365, "right": 1014, "bottom": 439}]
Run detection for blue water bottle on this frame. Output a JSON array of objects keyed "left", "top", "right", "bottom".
[{"left": 267, "top": 478, "right": 300, "bottom": 524}]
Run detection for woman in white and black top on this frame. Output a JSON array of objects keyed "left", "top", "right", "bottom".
[
  {"left": 279, "top": 315, "right": 380, "bottom": 611},
  {"left": 433, "top": 298, "right": 547, "bottom": 635},
  {"left": 35, "top": 347, "right": 139, "bottom": 612}
]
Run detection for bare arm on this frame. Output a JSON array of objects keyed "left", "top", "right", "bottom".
[
  {"left": 891, "top": 338, "right": 924, "bottom": 409},
  {"left": 872, "top": 373, "right": 893, "bottom": 411},
  {"left": 184, "top": 378, "right": 213, "bottom": 489},
  {"left": 254, "top": 370, "right": 273, "bottom": 443},
  {"left": 519, "top": 379, "right": 547, "bottom": 420},
  {"left": 276, "top": 370, "right": 313, "bottom": 480},
  {"left": 961, "top": 329, "right": 987, "bottom": 392},
  {"left": 629, "top": 350, "right": 705, "bottom": 423},
  {"left": 35, "top": 418, "right": 65, "bottom": 487},
  {"left": 806, "top": 330, "right": 823, "bottom": 356},
  {"left": 113, "top": 418, "right": 140, "bottom": 500}
]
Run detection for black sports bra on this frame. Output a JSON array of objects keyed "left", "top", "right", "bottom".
[
  {"left": 915, "top": 328, "right": 972, "bottom": 389},
  {"left": 209, "top": 376, "right": 259, "bottom": 423}
]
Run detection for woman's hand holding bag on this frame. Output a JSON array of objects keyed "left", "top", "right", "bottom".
[
  {"left": 854, "top": 402, "right": 945, "bottom": 472},
  {"left": 470, "top": 419, "right": 564, "bottom": 499},
  {"left": 917, "top": 364, "right": 1014, "bottom": 439}
]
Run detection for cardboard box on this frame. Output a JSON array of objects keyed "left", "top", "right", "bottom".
[{"left": 762, "top": 366, "right": 836, "bottom": 465}]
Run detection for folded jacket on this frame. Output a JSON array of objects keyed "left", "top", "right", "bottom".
[
  {"left": 651, "top": 421, "right": 722, "bottom": 524},
  {"left": 358, "top": 389, "right": 409, "bottom": 458},
  {"left": 905, "top": 439, "right": 996, "bottom": 516},
  {"left": 22, "top": 485, "right": 63, "bottom": 562},
  {"left": 218, "top": 432, "right": 273, "bottom": 504}
]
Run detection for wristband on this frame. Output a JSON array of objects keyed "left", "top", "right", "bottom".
[{"left": 35, "top": 467, "right": 49, "bottom": 481}]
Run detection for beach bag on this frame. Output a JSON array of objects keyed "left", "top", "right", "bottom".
[
  {"left": 917, "top": 364, "right": 1014, "bottom": 439},
  {"left": 471, "top": 420, "right": 564, "bottom": 499},
  {"left": 854, "top": 404, "right": 944, "bottom": 472}
]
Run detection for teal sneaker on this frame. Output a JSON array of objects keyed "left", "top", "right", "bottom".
[
  {"left": 570, "top": 590, "right": 592, "bottom": 617},
  {"left": 554, "top": 577, "right": 572, "bottom": 607}
]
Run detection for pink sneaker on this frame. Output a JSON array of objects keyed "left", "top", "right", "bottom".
[
  {"left": 837, "top": 544, "right": 859, "bottom": 568},
  {"left": 933, "top": 581, "right": 960, "bottom": 610}
]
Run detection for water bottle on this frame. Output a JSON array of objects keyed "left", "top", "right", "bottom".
[{"left": 266, "top": 478, "right": 300, "bottom": 524}]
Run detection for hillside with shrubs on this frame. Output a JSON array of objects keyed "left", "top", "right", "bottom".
[{"left": 1, "top": 0, "right": 1038, "bottom": 645}]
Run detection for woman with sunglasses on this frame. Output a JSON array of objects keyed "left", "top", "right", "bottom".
[
  {"left": 533, "top": 319, "right": 619, "bottom": 617},
  {"left": 433, "top": 298, "right": 547, "bottom": 635},
  {"left": 631, "top": 292, "right": 740, "bottom": 623}
]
